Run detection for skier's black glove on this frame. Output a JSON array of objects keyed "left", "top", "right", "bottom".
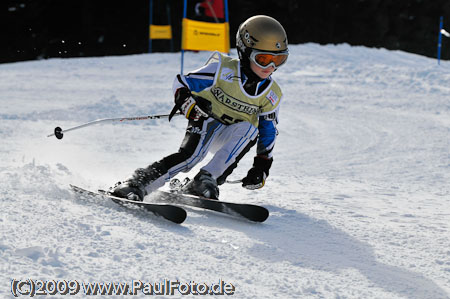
[
  {"left": 170, "top": 87, "right": 211, "bottom": 121},
  {"left": 242, "top": 156, "right": 273, "bottom": 190}
]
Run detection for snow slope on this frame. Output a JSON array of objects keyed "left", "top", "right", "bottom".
[{"left": 1, "top": 44, "right": 449, "bottom": 298}]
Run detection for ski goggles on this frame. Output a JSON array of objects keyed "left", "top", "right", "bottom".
[{"left": 249, "top": 50, "right": 289, "bottom": 69}]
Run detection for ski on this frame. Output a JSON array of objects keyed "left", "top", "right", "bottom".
[
  {"left": 154, "top": 190, "right": 269, "bottom": 222},
  {"left": 70, "top": 185, "right": 187, "bottom": 224}
]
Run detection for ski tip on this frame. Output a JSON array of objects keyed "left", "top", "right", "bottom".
[
  {"left": 261, "top": 210, "right": 270, "bottom": 222},
  {"left": 160, "top": 204, "right": 187, "bottom": 224},
  {"left": 170, "top": 208, "right": 187, "bottom": 224},
  {"left": 250, "top": 207, "right": 269, "bottom": 222}
]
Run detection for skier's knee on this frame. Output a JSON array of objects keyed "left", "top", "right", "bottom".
[
  {"left": 179, "top": 147, "right": 195, "bottom": 160},
  {"left": 176, "top": 147, "right": 199, "bottom": 172},
  {"left": 235, "top": 122, "right": 258, "bottom": 140}
]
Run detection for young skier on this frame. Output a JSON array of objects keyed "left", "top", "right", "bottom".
[{"left": 110, "top": 15, "right": 289, "bottom": 200}]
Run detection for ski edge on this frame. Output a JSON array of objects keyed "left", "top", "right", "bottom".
[
  {"left": 70, "top": 185, "right": 187, "bottom": 224},
  {"left": 154, "top": 190, "right": 269, "bottom": 222}
]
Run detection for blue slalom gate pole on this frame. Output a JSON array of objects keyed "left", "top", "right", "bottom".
[
  {"left": 224, "top": 0, "right": 229, "bottom": 23},
  {"left": 180, "top": 0, "right": 188, "bottom": 74},
  {"left": 438, "top": 16, "right": 443, "bottom": 65},
  {"left": 167, "top": 2, "right": 174, "bottom": 52},
  {"left": 149, "top": 0, "right": 154, "bottom": 53}
]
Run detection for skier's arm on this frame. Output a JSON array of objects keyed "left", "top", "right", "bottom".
[
  {"left": 242, "top": 108, "right": 279, "bottom": 190},
  {"left": 170, "top": 63, "right": 217, "bottom": 120},
  {"left": 256, "top": 110, "right": 278, "bottom": 158},
  {"left": 172, "top": 63, "right": 217, "bottom": 94}
]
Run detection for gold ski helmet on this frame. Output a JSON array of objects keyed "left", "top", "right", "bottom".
[{"left": 236, "top": 15, "right": 288, "bottom": 70}]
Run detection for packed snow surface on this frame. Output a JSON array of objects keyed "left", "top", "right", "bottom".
[{"left": 1, "top": 44, "right": 449, "bottom": 298}]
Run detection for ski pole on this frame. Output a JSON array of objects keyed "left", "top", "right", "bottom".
[{"left": 47, "top": 112, "right": 182, "bottom": 140}]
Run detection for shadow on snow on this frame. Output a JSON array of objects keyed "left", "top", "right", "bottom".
[{"left": 247, "top": 205, "right": 446, "bottom": 298}]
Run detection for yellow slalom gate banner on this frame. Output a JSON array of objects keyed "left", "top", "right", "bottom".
[
  {"left": 182, "top": 18, "right": 229, "bottom": 53},
  {"left": 149, "top": 25, "right": 172, "bottom": 40}
]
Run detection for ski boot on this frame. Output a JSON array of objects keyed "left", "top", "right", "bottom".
[
  {"left": 182, "top": 169, "right": 219, "bottom": 199},
  {"left": 110, "top": 161, "right": 166, "bottom": 201},
  {"left": 109, "top": 180, "right": 146, "bottom": 201}
]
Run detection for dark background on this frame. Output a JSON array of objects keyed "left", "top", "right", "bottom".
[{"left": 1, "top": 0, "right": 449, "bottom": 64}]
